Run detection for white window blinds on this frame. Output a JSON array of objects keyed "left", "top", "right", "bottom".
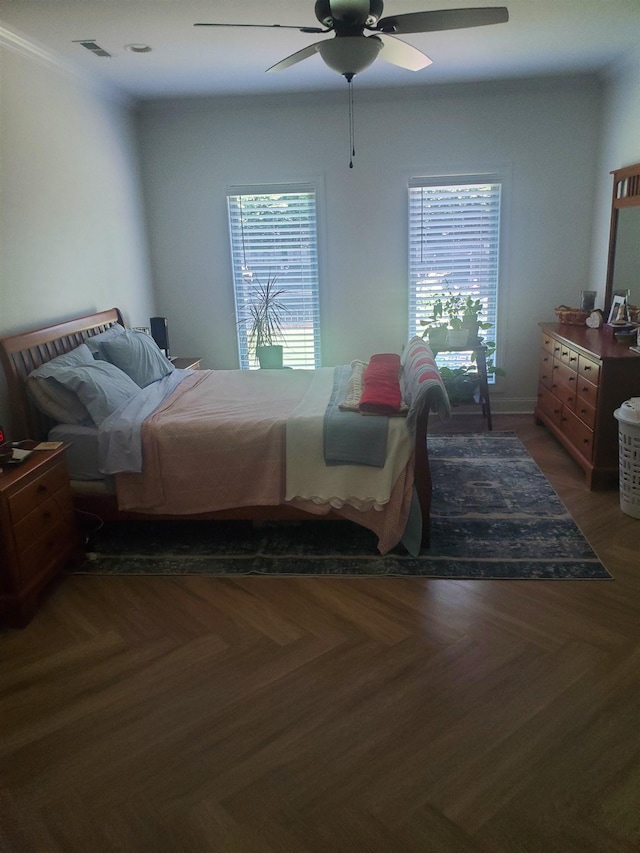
[
  {"left": 227, "top": 186, "right": 321, "bottom": 370},
  {"left": 408, "top": 178, "right": 501, "bottom": 373}
]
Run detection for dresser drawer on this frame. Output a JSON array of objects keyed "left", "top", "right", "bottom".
[
  {"left": 553, "top": 360, "right": 578, "bottom": 390},
  {"left": 13, "top": 488, "right": 73, "bottom": 555},
  {"left": 537, "top": 385, "right": 563, "bottom": 427},
  {"left": 8, "top": 462, "right": 69, "bottom": 524},
  {"left": 541, "top": 333, "right": 561, "bottom": 357},
  {"left": 538, "top": 350, "right": 554, "bottom": 389},
  {"left": 575, "top": 397, "right": 597, "bottom": 430},
  {"left": 558, "top": 343, "right": 580, "bottom": 369},
  {"left": 577, "top": 376, "right": 598, "bottom": 408},
  {"left": 578, "top": 354, "right": 601, "bottom": 385},
  {"left": 561, "top": 407, "right": 594, "bottom": 461},
  {"left": 554, "top": 380, "right": 577, "bottom": 410}
]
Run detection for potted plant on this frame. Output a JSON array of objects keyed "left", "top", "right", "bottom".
[
  {"left": 460, "top": 295, "right": 493, "bottom": 344},
  {"left": 421, "top": 290, "right": 493, "bottom": 348},
  {"left": 440, "top": 341, "right": 505, "bottom": 405},
  {"left": 438, "top": 365, "right": 482, "bottom": 405},
  {"left": 419, "top": 298, "right": 449, "bottom": 347},
  {"left": 238, "top": 273, "right": 288, "bottom": 368}
]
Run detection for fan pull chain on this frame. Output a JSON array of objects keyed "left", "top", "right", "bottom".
[{"left": 347, "top": 75, "right": 355, "bottom": 169}]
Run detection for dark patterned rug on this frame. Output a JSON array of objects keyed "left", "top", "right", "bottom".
[{"left": 78, "top": 433, "right": 611, "bottom": 580}]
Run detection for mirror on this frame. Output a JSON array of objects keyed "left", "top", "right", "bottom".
[{"left": 605, "top": 162, "right": 640, "bottom": 318}]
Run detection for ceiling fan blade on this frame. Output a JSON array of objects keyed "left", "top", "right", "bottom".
[
  {"left": 194, "top": 23, "right": 327, "bottom": 34},
  {"left": 376, "top": 7, "right": 509, "bottom": 35},
  {"left": 374, "top": 34, "right": 432, "bottom": 71},
  {"left": 266, "top": 41, "right": 324, "bottom": 72}
]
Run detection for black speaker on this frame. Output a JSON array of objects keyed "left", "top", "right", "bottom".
[{"left": 150, "top": 317, "right": 170, "bottom": 357}]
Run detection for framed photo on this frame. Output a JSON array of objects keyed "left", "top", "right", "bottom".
[
  {"left": 607, "top": 294, "right": 628, "bottom": 325},
  {"left": 612, "top": 289, "right": 631, "bottom": 300}
]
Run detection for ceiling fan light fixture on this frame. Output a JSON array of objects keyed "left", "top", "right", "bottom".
[
  {"left": 124, "top": 43, "right": 153, "bottom": 53},
  {"left": 318, "top": 36, "right": 382, "bottom": 76}
]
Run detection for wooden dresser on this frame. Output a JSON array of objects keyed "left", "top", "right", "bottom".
[
  {"left": 535, "top": 323, "right": 640, "bottom": 489},
  {"left": 0, "top": 446, "right": 84, "bottom": 627}
]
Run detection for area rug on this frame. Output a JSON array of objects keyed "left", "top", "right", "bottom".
[{"left": 78, "top": 433, "right": 610, "bottom": 580}]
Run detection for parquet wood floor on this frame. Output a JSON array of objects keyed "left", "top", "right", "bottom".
[{"left": 1, "top": 415, "right": 639, "bottom": 852}]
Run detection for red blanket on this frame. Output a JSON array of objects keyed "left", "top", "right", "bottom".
[{"left": 359, "top": 353, "right": 402, "bottom": 415}]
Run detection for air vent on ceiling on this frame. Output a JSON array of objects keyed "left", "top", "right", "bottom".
[{"left": 73, "top": 40, "right": 111, "bottom": 58}]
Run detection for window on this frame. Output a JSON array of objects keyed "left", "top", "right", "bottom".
[
  {"left": 408, "top": 178, "right": 502, "bottom": 375},
  {"left": 228, "top": 185, "right": 321, "bottom": 369}
]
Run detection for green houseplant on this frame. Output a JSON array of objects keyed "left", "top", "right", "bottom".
[
  {"left": 238, "top": 273, "right": 288, "bottom": 368},
  {"left": 420, "top": 291, "right": 493, "bottom": 348},
  {"left": 439, "top": 341, "right": 505, "bottom": 405},
  {"left": 419, "top": 289, "right": 504, "bottom": 403}
]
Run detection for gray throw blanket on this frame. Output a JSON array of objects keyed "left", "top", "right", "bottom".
[{"left": 323, "top": 364, "right": 388, "bottom": 468}]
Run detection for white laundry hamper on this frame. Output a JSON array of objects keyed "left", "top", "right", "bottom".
[{"left": 614, "top": 401, "right": 640, "bottom": 519}]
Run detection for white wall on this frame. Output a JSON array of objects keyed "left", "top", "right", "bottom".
[
  {"left": 137, "top": 74, "right": 603, "bottom": 411},
  {"left": 0, "top": 44, "right": 155, "bottom": 430}
]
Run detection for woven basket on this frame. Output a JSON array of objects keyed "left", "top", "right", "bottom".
[{"left": 555, "top": 307, "right": 589, "bottom": 325}]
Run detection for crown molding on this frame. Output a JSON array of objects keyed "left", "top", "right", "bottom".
[{"left": 0, "top": 23, "right": 132, "bottom": 106}]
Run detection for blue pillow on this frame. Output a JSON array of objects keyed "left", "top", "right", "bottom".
[
  {"left": 32, "top": 360, "right": 141, "bottom": 426},
  {"left": 99, "top": 328, "right": 175, "bottom": 387},
  {"left": 27, "top": 343, "right": 95, "bottom": 424},
  {"left": 85, "top": 323, "right": 126, "bottom": 356}
]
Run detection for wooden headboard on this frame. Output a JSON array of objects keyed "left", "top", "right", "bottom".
[{"left": 0, "top": 308, "right": 124, "bottom": 441}]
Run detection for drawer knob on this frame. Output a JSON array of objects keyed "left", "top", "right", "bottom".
[{"left": 37, "top": 484, "right": 49, "bottom": 494}]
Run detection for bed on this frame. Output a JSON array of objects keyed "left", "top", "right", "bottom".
[{"left": 0, "top": 309, "right": 450, "bottom": 554}]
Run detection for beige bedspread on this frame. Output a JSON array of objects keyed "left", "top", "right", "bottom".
[{"left": 115, "top": 368, "right": 414, "bottom": 553}]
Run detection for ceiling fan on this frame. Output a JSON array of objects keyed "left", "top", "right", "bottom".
[{"left": 195, "top": 1, "right": 509, "bottom": 80}]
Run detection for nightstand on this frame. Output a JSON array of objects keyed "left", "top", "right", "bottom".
[
  {"left": 0, "top": 446, "right": 83, "bottom": 627},
  {"left": 170, "top": 357, "right": 202, "bottom": 370}
]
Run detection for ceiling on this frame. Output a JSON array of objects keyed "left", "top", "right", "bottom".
[{"left": 1, "top": 0, "right": 638, "bottom": 101}]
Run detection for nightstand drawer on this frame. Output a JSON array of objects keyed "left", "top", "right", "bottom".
[
  {"left": 8, "top": 462, "right": 69, "bottom": 523},
  {"left": 18, "top": 517, "right": 77, "bottom": 588},
  {"left": 13, "top": 488, "right": 73, "bottom": 555}
]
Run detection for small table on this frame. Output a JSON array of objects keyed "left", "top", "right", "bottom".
[
  {"left": 430, "top": 343, "right": 493, "bottom": 430},
  {"left": 0, "top": 445, "right": 84, "bottom": 626},
  {"left": 170, "top": 357, "right": 202, "bottom": 370}
]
